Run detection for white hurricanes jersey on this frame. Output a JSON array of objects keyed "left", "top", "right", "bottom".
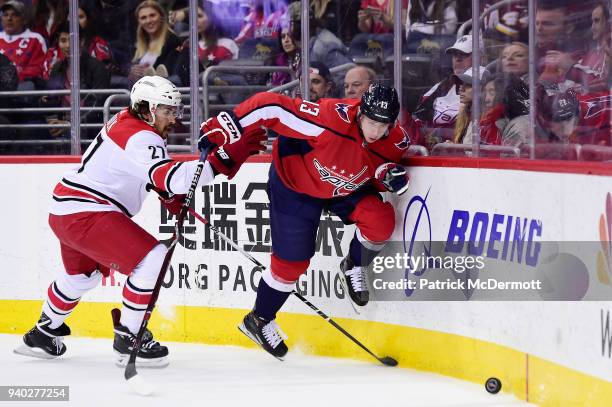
[{"left": 50, "top": 109, "right": 214, "bottom": 217}]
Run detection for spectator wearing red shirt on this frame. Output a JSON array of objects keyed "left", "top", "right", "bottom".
[
  {"left": 0, "top": 1, "right": 47, "bottom": 88},
  {"left": 566, "top": 2, "right": 611, "bottom": 93},
  {"left": 78, "top": 5, "right": 112, "bottom": 64},
  {"left": 358, "top": 0, "right": 407, "bottom": 34}
]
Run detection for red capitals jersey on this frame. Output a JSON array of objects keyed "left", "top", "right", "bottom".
[
  {"left": 576, "top": 92, "right": 611, "bottom": 145},
  {"left": 234, "top": 93, "right": 410, "bottom": 199},
  {"left": 0, "top": 29, "right": 47, "bottom": 81}
]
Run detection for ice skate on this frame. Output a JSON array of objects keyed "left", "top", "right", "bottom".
[
  {"left": 238, "top": 310, "right": 288, "bottom": 360},
  {"left": 339, "top": 256, "right": 369, "bottom": 308},
  {"left": 112, "top": 310, "right": 169, "bottom": 368},
  {"left": 14, "top": 313, "right": 70, "bottom": 359}
]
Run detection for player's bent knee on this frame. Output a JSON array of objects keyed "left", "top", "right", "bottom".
[
  {"left": 354, "top": 200, "right": 395, "bottom": 243},
  {"left": 130, "top": 243, "right": 168, "bottom": 286},
  {"left": 60, "top": 270, "right": 102, "bottom": 291},
  {"left": 264, "top": 254, "right": 310, "bottom": 292}
]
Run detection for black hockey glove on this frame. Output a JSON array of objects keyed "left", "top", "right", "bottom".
[{"left": 375, "top": 163, "right": 409, "bottom": 195}]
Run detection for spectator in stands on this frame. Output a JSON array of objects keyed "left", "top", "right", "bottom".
[
  {"left": 0, "top": 1, "right": 47, "bottom": 90},
  {"left": 535, "top": 2, "right": 584, "bottom": 83},
  {"left": 413, "top": 34, "right": 485, "bottom": 130},
  {"left": 535, "top": 85, "right": 581, "bottom": 144},
  {"left": 451, "top": 71, "right": 474, "bottom": 144},
  {"left": 499, "top": 42, "right": 528, "bottom": 81},
  {"left": 0, "top": 52, "right": 18, "bottom": 154},
  {"left": 500, "top": 75, "right": 530, "bottom": 147},
  {"left": 343, "top": 65, "right": 375, "bottom": 99},
  {"left": 566, "top": 2, "right": 611, "bottom": 93},
  {"left": 176, "top": 2, "right": 239, "bottom": 86},
  {"left": 83, "top": 0, "right": 141, "bottom": 80},
  {"left": 358, "top": 0, "right": 407, "bottom": 34},
  {"left": 406, "top": 0, "right": 458, "bottom": 36},
  {"left": 285, "top": 1, "right": 352, "bottom": 74},
  {"left": 234, "top": 0, "right": 285, "bottom": 45},
  {"left": 32, "top": 0, "right": 68, "bottom": 45},
  {"left": 128, "top": 0, "right": 182, "bottom": 85},
  {"left": 479, "top": 74, "right": 510, "bottom": 145},
  {"left": 270, "top": 24, "right": 300, "bottom": 87},
  {"left": 41, "top": 23, "right": 110, "bottom": 142},
  {"left": 78, "top": 5, "right": 112, "bottom": 64},
  {"left": 309, "top": 61, "right": 332, "bottom": 102}
]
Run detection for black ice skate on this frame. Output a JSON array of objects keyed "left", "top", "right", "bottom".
[
  {"left": 14, "top": 313, "right": 71, "bottom": 359},
  {"left": 238, "top": 310, "right": 288, "bottom": 360},
  {"left": 112, "top": 309, "right": 169, "bottom": 368},
  {"left": 339, "top": 256, "right": 369, "bottom": 308}
]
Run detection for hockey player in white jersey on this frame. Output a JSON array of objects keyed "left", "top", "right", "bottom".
[{"left": 15, "top": 76, "right": 266, "bottom": 366}]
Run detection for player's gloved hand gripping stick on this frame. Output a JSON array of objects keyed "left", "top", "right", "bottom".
[{"left": 185, "top": 207, "right": 398, "bottom": 368}]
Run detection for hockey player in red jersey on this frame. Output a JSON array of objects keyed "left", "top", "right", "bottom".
[
  {"left": 15, "top": 76, "right": 266, "bottom": 365},
  {"left": 201, "top": 84, "right": 410, "bottom": 359}
]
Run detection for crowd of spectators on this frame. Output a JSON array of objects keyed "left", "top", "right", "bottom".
[{"left": 0, "top": 0, "right": 610, "bottom": 157}]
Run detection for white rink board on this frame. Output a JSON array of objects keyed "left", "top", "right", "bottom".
[{"left": 0, "top": 161, "right": 610, "bottom": 383}]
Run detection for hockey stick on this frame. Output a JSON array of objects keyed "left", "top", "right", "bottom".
[
  {"left": 186, "top": 207, "right": 398, "bottom": 367},
  {"left": 123, "top": 152, "right": 209, "bottom": 396}
]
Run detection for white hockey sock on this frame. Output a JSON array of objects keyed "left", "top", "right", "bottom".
[
  {"left": 42, "top": 271, "right": 101, "bottom": 329},
  {"left": 120, "top": 244, "right": 167, "bottom": 334}
]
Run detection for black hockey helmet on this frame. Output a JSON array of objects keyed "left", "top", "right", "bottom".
[
  {"left": 360, "top": 83, "right": 400, "bottom": 124},
  {"left": 503, "top": 75, "right": 530, "bottom": 120},
  {"left": 537, "top": 83, "right": 579, "bottom": 122}
]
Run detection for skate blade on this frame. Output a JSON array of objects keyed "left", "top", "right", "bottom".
[
  {"left": 238, "top": 323, "right": 284, "bottom": 361},
  {"left": 13, "top": 344, "right": 60, "bottom": 360},
  {"left": 337, "top": 272, "right": 361, "bottom": 315},
  {"left": 114, "top": 351, "right": 169, "bottom": 369}
]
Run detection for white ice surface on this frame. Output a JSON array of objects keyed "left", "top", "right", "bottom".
[{"left": 0, "top": 334, "right": 534, "bottom": 407}]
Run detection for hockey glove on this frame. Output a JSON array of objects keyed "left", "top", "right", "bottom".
[
  {"left": 208, "top": 127, "right": 267, "bottom": 179},
  {"left": 158, "top": 193, "right": 186, "bottom": 215},
  {"left": 375, "top": 163, "right": 409, "bottom": 195},
  {"left": 198, "top": 111, "right": 243, "bottom": 152}
]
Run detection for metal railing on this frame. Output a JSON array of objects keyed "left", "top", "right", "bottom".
[
  {"left": 201, "top": 65, "right": 293, "bottom": 119},
  {"left": 431, "top": 143, "right": 520, "bottom": 157}
]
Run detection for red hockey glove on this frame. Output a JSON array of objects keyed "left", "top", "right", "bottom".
[
  {"left": 375, "top": 163, "right": 409, "bottom": 195},
  {"left": 207, "top": 127, "right": 267, "bottom": 179},
  {"left": 198, "top": 111, "right": 243, "bottom": 152},
  {"left": 158, "top": 193, "right": 186, "bottom": 215}
]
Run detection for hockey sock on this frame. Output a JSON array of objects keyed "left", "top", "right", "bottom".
[
  {"left": 120, "top": 244, "right": 167, "bottom": 334},
  {"left": 254, "top": 279, "right": 291, "bottom": 321},
  {"left": 42, "top": 271, "right": 102, "bottom": 329},
  {"left": 349, "top": 229, "right": 386, "bottom": 267}
]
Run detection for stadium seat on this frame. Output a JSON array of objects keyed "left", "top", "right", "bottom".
[{"left": 348, "top": 33, "right": 394, "bottom": 65}]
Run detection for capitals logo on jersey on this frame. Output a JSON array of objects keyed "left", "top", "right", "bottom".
[
  {"left": 394, "top": 127, "right": 410, "bottom": 150},
  {"left": 313, "top": 158, "right": 369, "bottom": 196},
  {"left": 335, "top": 103, "right": 351, "bottom": 123}
]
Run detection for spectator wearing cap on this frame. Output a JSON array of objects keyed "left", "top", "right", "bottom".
[
  {"left": 343, "top": 65, "right": 376, "bottom": 99},
  {"left": 413, "top": 34, "right": 486, "bottom": 132},
  {"left": 309, "top": 61, "right": 332, "bottom": 102},
  {"left": 0, "top": 1, "right": 47, "bottom": 90}
]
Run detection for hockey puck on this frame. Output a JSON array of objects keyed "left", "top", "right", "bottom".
[{"left": 485, "top": 377, "right": 502, "bottom": 394}]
